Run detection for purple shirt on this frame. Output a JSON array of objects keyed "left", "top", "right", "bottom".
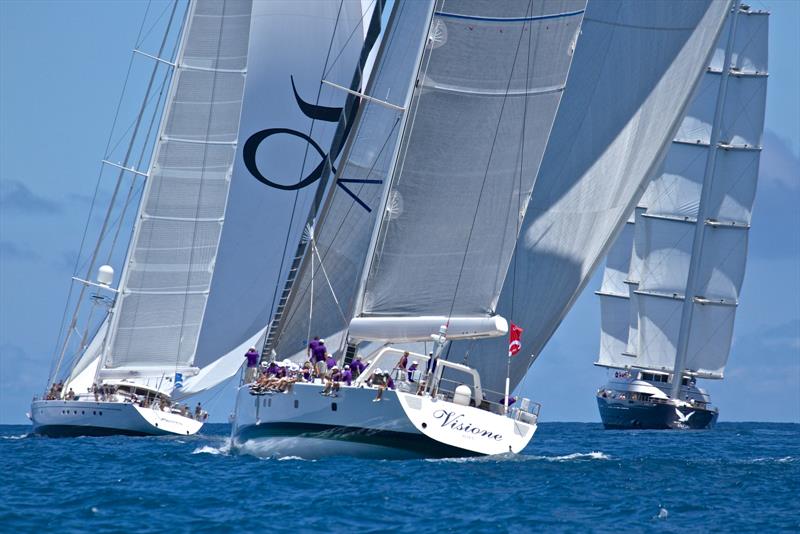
[
  {"left": 325, "top": 355, "right": 337, "bottom": 370},
  {"left": 245, "top": 349, "right": 259, "bottom": 368},
  {"left": 386, "top": 375, "right": 395, "bottom": 390},
  {"left": 351, "top": 359, "right": 366, "bottom": 374},
  {"left": 407, "top": 363, "right": 418, "bottom": 382},
  {"left": 330, "top": 369, "right": 342, "bottom": 382},
  {"left": 341, "top": 370, "right": 352, "bottom": 386},
  {"left": 312, "top": 344, "right": 327, "bottom": 363}
]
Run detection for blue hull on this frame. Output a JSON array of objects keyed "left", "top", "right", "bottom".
[{"left": 597, "top": 396, "right": 718, "bottom": 430}]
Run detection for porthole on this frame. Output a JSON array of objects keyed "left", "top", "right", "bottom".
[
  {"left": 99, "top": 411, "right": 102, "bottom": 416},
  {"left": 331, "top": 403, "right": 337, "bottom": 412},
  {"left": 422, "top": 422, "right": 427, "bottom": 429},
  {"left": 268, "top": 398, "right": 272, "bottom": 408},
  {"left": 81, "top": 411, "right": 85, "bottom": 415},
  {"left": 93, "top": 411, "right": 96, "bottom": 415},
  {"left": 294, "top": 400, "right": 299, "bottom": 409}
]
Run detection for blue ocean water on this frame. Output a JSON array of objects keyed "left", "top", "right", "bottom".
[{"left": 1, "top": 422, "right": 797, "bottom": 533}]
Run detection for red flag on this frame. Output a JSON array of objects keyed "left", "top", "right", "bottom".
[{"left": 508, "top": 322, "right": 523, "bottom": 357}]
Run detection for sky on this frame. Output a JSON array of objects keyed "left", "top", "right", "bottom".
[{"left": 1, "top": 0, "right": 798, "bottom": 425}]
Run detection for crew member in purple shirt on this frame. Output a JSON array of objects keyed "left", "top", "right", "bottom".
[
  {"left": 244, "top": 347, "right": 259, "bottom": 382},
  {"left": 307, "top": 336, "right": 321, "bottom": 359},
  {"left": 311, "top": 339, "right": 327, "bottom": 378},
  {"left": 407, "top": 361, "right": 419, "bottom": 382},
  {"left": 325, "top": 353, "right": 337, "bottom": 371},
  {"left": 351, "top": 355, "right": 366, "bottom": 377},
  {"left": 341, "top": 364, "right": 353, "bottom": 386}
]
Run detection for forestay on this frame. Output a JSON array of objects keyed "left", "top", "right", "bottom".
[
  {"left": 461, "top": 0, "right": 732, "bottom": 395},
  {"left": 102, "top": 0, "right": 369, "bottom": 394},
  {"left": 359, "top": 0, "right": 586, "bottom": 320}
]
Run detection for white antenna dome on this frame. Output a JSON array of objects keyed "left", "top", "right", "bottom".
[{"left": 97, "top": 265, "right": 114, "bottom": 287}]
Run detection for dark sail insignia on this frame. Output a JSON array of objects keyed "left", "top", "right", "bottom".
[
  {"left": 243, "top": 0, "right": 387, "bottom": 209},
  {"left": 243, "top": 128, "right": 330, "bottom": 191},
  {"left": 243, "top": 77, "right": 383, "bottom": 207},
  {"left": 290, "top": 75, "right": 343, "bottom": 123}
]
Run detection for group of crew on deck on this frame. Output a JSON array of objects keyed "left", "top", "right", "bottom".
[
  {"left": 245, "top": 337, "right": 432, "bottom": 401},
  {"left": 44, "top": 380, "right": 207, "bottom": 421}
]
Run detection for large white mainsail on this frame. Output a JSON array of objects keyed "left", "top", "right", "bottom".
[
  {"left": 458, "top": 0, "right": 732, "bottom": 396},
  {"left": 91, "top": 0, "right": 370, "bottom": 395},
  {"left": 354, "top": 0, "right": 587, "bottom": 337},
  {"left": 599, "top": 5, "right": 769, "bottom": 381}
]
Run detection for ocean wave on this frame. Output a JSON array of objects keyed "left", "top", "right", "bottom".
[
  {"left": 1, "top": 434, "right": 29, "bottom": 440},
  {"left": 191, "top": 443, "right": 230, "bottom": 456},
  {"left": 749, "top": 456, "right": 796, "bottom": 464},
  {"left": 538, "top": 451, "right": 611, "bottom": 462},
  {"left": 425, "top": 451, "right": 611, "bottom": 464},
  {"left": 277, "top": 455, "right": 306, "bottom": 461}
]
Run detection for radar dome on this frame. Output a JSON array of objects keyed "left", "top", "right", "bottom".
[{"left": 97, "top": 265, "right": 114, "bottom": 286}]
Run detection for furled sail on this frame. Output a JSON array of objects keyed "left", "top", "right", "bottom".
[
  {"left": 356, "top": 0, "right": 586, "bottom": 333},
  {"left": 460, "top": 0, "right": 732, "bottom": 395},
  {"left": 631, "top": 6, "right": 768, "bottom": 379},
  {"left": 100, "top": 0, "right": 369, "bottom": 394},
  {"left": 271, "top": 0, "right": 436, "bottom": 361}
]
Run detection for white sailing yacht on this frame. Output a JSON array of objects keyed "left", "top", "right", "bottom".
[
  {"left": 594, "top": 2, "right": 769, "bottom": 429},
  {"left": 230, "top": 0, "right": 732, "bottom": 458},
  {"left": 30, "top": 0, "right": 373, "bottom": 436}
]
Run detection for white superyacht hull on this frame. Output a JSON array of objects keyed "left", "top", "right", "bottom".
[
  {"left": 30, "top": 399, "right": 203, "bottom": 437},
  {"left": 231, "top": 381, "right": 537, "bottom": 459}
]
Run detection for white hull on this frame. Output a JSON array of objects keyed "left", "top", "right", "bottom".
[
  {"left": 30, "top": 399, "right": 203, "bottom": 437},
  {"left": 231, "top": 382, "right": 536, "bottom": 459}
]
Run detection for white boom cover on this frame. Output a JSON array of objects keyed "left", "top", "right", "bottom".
[
  {"left": 461, "top": 0, "right": 732, "bottom": 395},
  {"left": 102, "top": 0, "right": 368, "bottom": 393},
  {"left": 597, "top": 7, "right": 768, "bottom": 379}
]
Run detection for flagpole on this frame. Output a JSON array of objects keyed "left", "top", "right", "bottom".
[
  {"left": 505, "top": 323, "right": 523, "bottom": 415},
  {"left": 504, "top": 356, "right": 511, "bottom": 415}
]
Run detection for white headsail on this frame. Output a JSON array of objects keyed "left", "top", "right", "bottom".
[
  {"left": 84, "top": 0, "right": 370, "bottom": 396},
  {"left": 596, "top": 5, "right": 768, "bottom": 380}
]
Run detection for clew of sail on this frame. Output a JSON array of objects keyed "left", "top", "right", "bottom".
[{"left": 462, "top": 0, "right": 733, "bottom": 395}]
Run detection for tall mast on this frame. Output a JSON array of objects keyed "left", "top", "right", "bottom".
[
  {"left": 98, "top": 0, "right": 194, "bottom": 375},
  {"left": 669, "top": 1, "right": 741, "bottom": 400},
  {"left": 50, "top": 0, "right": 185, "bottom": 386}
]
